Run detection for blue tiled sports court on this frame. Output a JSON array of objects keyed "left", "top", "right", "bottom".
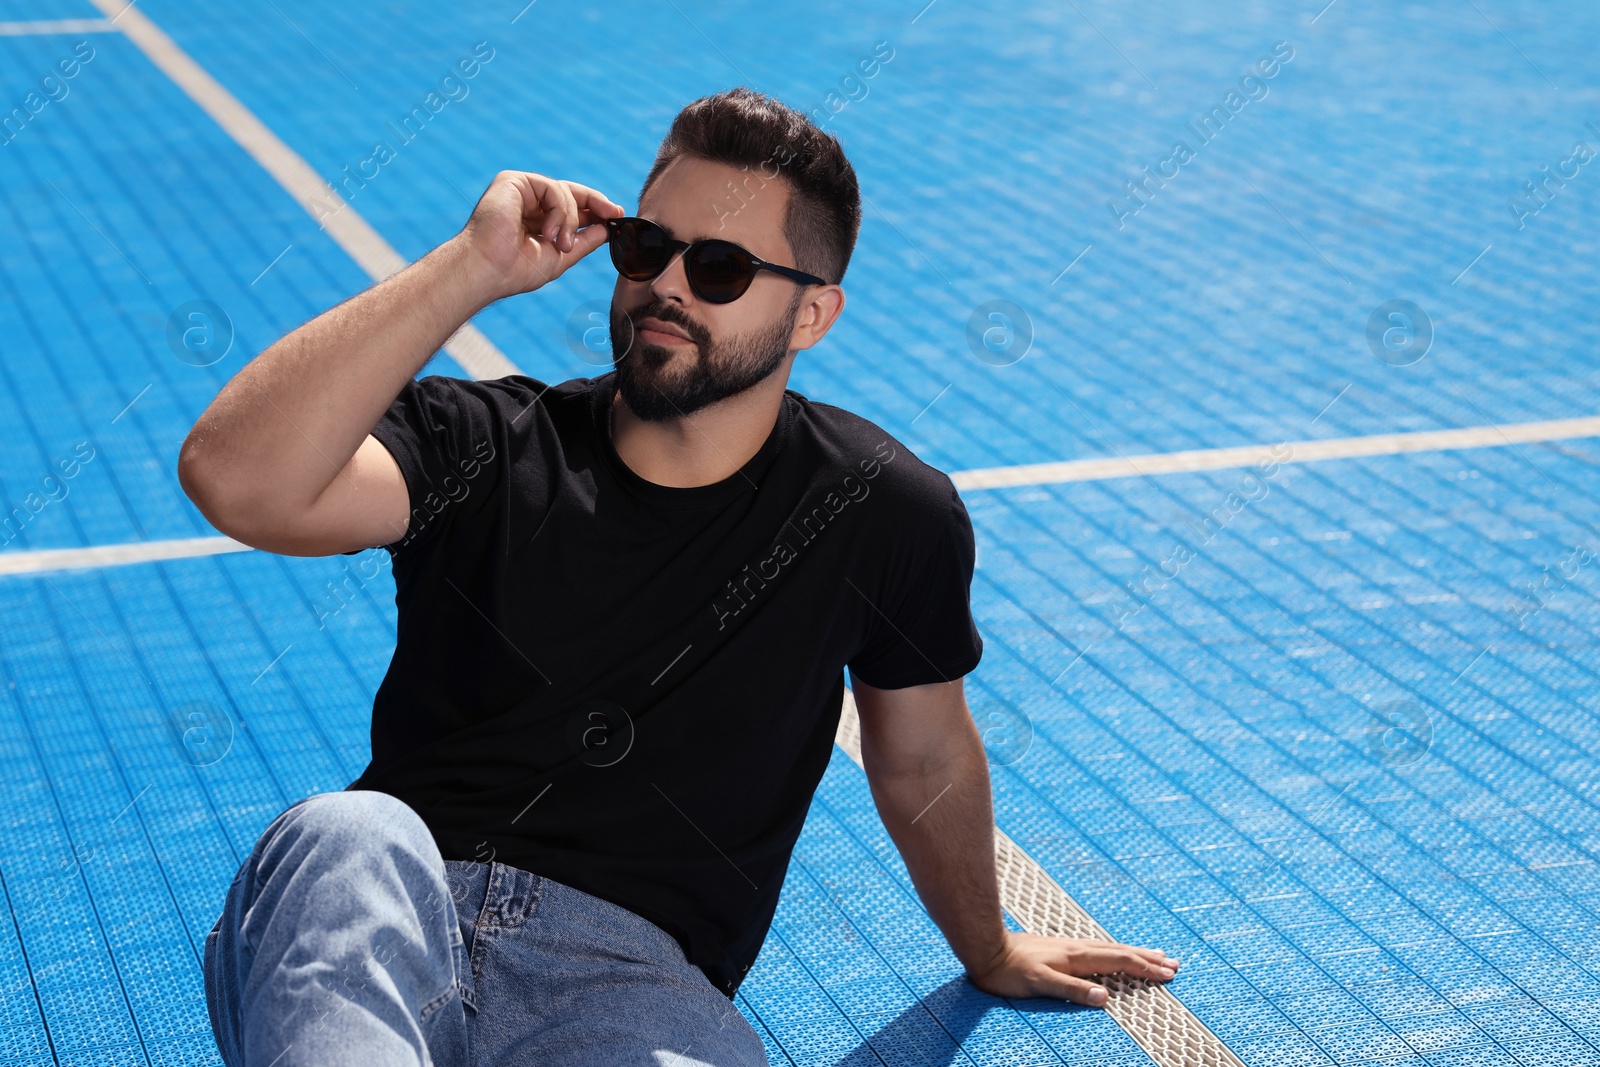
[{"left": 2, "top": 1, "right": 1598, "bottom": 1064}]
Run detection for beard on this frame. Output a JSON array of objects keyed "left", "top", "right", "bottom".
[{"left": 609, "top": 291, "right": 802, "bottom": 422}]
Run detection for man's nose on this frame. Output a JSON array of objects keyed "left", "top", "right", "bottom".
[{"left": 649, "top": 248, "right": 693, "bottom": 304}]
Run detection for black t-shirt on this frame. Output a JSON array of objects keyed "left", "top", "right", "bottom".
[{"left": 345, "top": 370, "right": 983, "bottom": 996}]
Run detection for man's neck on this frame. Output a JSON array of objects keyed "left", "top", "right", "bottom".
[{"left": 609, "top": 380, "right": 786, "bottom": 488}]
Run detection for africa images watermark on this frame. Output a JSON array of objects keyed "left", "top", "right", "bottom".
[
  {"left": 1, "top": 40, "right": 97, "bottom": 149},
  {"left": 1508, "top": 535, "right": 1598, "bottom": 629},
  {"left": 1507, "top": 119, "right": 1599, "bottom": 230},
  {"left": 305, "top": 41, "right": 497, "bottom": 226},
  {"left": 1106, "top": 441, "right": 1294, "bottom": 630},
  {"left": 315, "top": 434, "right": 497, "bottom": 629},
  {"left": 0, "top": 441, "right": 97, "bottom": 550},
  {"left": 712, "top": 40, "right": 896, "bottom": 231},
  {"left": 1108, "top": 40, "right": 1296, "bottom": 230},
  {"left": 711, "top": 438, "right": 899, "bottom": 630}
]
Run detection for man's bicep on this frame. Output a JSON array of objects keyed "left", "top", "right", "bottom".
[
  {"left": 251, "top": 434, "right": 412, "bottom": 556},
  {"left": 853, "top": 675, "right": 976, "bottom": 778}
]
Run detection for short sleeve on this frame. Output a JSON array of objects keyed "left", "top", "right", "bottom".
[
  {"left": 847, "top": 482, "right": 984, "bottom": 689},
  {"left": 359, "top": 375, "right": 506, "bottom": 556}
]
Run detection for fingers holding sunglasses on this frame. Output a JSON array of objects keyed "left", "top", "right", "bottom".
[
  {"left": 524, "top": 176, "right": 627, "bottom": 263},
  {"left": 461, "top": 171, "right": 622, "bottom": 299},
  {"left": 554, "top": 182, "right": 626, "bottom": 260},
  {"left": 517, "top": 172, "right": 579, "bottom": 251},
  {"left": 559, "top": 181, "right": 627, "bottom": 237}
]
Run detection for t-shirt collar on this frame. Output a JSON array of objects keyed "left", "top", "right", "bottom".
[{"left": 590, "top": 371, "right": 791, "bottom": 508}]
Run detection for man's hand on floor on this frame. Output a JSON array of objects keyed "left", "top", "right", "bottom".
[{"left": 964, "top": 931, "right": 1180, "bottom": 1007}]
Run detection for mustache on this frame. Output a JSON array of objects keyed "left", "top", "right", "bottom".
[{"left": 631, "top": 304, "right": 707, "bottom": 344}]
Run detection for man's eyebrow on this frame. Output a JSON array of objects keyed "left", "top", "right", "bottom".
[{"left": 645, "top": 218, "right": 719, "bottom": 244}]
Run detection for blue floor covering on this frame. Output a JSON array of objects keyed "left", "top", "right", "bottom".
[{"left": 1, "top": 1, "right": 1596, "bottom": 1063}]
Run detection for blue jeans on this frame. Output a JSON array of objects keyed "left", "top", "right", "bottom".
[{"left": 202, "top": 790, "right": 769, "bottom": 1066}]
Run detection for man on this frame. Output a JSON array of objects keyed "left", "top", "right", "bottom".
[{"left": 180, "top": 87, "right": 1178, "bottom": 1066}]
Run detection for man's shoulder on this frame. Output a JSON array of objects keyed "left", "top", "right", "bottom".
[
  {"left": 417, "top": 370, "right": 599, "bottom": 402},
  {"left": 784, "top": 390, "right": 960, "bottom": 517},
  {"left": 405, "top": 371, "right": 604, "bottom": 424}
]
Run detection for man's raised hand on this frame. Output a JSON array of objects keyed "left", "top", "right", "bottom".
[{"left": 459, "top": 170, "right": 626, "bottom": 302}]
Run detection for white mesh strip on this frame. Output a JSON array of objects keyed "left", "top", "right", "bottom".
[{"left": 837, "top": 689, "right": 1245, "bottom": 1067}]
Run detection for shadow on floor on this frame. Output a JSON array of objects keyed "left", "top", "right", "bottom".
[{"left": 830, "top": 976, "right": 1091, "bottom": 1066}]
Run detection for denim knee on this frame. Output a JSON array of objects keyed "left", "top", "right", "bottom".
[
  {"left": 243, "top": 789, "right": 450, "bottom": 932},
  {"left": 275, "top": 789, "right": 433, "bottom": 851},
  {"left": 208, "top": 791, "right": 469, "bottom": 1066}
]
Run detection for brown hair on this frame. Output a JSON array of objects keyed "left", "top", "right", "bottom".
[{"left": 638, "top": 86, "right": 861, "bottom": 286}]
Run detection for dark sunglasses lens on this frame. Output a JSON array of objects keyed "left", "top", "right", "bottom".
[
  {"left": 687, "top": 241, "right": 756, "bottom": 303},
  {"left": 611, "top": 219, "right": 669, "bottom": 281}
]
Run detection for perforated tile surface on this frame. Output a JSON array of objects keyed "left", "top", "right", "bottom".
[{"left": 1, "top": 0, "right": 1597, "bottom": 1064}]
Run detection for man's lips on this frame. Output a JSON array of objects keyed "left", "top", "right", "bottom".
[{"left": 638, "top": 318, "right": 695, "bottom": 345}]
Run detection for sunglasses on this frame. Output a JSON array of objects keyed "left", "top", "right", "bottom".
[{"left": 603, "top": 216, "right": 830, "bottom": 304}]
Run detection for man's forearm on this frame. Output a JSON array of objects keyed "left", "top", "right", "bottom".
[
  {"left": 864, "top": 726, "right": 1008, "bottom": 974},
  {"left": 178, "top": 235, "right": 495, "bottom": 520}
]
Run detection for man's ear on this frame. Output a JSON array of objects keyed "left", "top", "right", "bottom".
[{"left": 790, "top": 285, "right": 845, "bottom": 351}]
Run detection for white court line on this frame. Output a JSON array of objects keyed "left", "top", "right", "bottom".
[
  {"left": 79, "top": 5, "right": 1600, "bottom": 491},
  {"left": 84, "top": 0, "right": 516, "bottom": 380},
  {"left": 0, "top": 536, "right": 251, "bottom": 576},
  {"left": 0, "top": 18, "right": 1570, "bottom": 1058},
  {"left": 951, "top": 413, "right": 1600, "bottom": 490},
  {"left": 834, "top": 692, "right": 1245, "bottom": 1067},
  {"left": 4, "top": 413, "right": 1600, "bottom": 576},
  {"left": 0, "top": 19, "right": 116, "bottom": 35}
]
